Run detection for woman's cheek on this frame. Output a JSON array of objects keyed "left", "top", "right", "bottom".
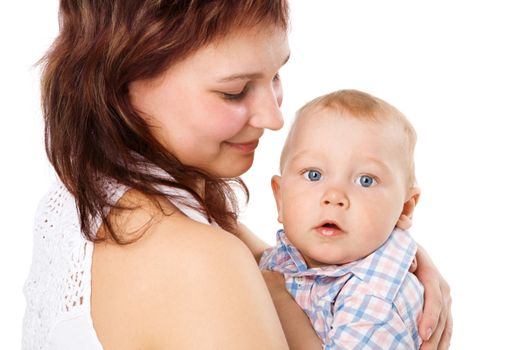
[{"left": 214, "top": 104, "right": 250, "bottom": 138}]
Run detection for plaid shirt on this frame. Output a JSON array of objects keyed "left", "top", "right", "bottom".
[{"left": 260, "top": 228, "right": 423, "bottom": 349}]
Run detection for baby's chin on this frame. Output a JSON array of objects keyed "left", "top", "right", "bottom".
[{"left": 304, "top": 251, "right": 360, "bottom": 268}]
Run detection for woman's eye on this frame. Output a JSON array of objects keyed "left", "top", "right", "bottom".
[
  {"left": 273, "top": 72, "right": 281, "bottom": 82},
  {"left": 303, "top": 170, "right": 322, "bottom": 182},
  {"left": 222, "top": 87, "right": 248, "bottom": 100},
  {"left": 355, "top": 175, "right": 376, "bottom": 188}
]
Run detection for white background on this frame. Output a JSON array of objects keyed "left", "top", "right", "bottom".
[{"left": 1, "top": 1, "right": 524, "bottom": 348}]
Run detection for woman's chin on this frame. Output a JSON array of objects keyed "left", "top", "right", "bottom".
[{"left": 213, "top": 155, "right": 255, "bottom": 179}]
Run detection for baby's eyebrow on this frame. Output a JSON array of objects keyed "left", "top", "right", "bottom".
[
  {"left": 288, "top": 150, "right": 312, "bottom": 162},
  {"left": 286, "top": 150, "right": 324, "bottom": 166},
  {"left": 364, "top": 157, "right": 389, "bottom": 169},
  {"left": 359, "top": 157, "right": 395, "bottom": 175}
]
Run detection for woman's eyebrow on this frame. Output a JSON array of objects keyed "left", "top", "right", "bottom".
[
  {"left": 219, "top": 72, "right": 263, "bottom": 83},
  {"left": 217, "top": 53, "right": 290, "bottom": 83}
]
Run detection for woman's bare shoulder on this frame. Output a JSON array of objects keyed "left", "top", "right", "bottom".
[
  {"left": 97, "top": 188, "right": 255, "bottom": 266},
  {"left": 92, "top": 189, "right": 288, "bottom": 349}
]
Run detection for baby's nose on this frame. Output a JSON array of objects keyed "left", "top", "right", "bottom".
[{"left": 321, "top": 188, "right": 349, "bottom": 209}]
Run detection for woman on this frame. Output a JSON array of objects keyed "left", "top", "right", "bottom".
[{"left": 23, "top": 1, "right": 451, "bottom": 349}]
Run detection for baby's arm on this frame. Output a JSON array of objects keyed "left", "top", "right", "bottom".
[
  {"left": 262, "top": 271, "right": 323, "bottom": 350},
  {"left": 233, "top": 222, "right": 270, "bottom": 263},
  {"left": 325, "top": 294, "right": 419, "bottom": 350}
]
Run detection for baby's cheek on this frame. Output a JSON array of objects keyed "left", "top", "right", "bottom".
[
  {"left": 281, "top": 205, "right": 300, "bottom": 232},
  {"left": 353, "top": 208, "right": 387, "bottom": 237}
]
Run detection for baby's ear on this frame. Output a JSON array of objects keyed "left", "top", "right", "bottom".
[
  {"left": 271, "top": 175, "right": 284, "bottom": 224},
  {"left": 396, "top": 187, "right": 421, "bottom": 230}
]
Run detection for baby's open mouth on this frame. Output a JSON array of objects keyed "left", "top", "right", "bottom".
[
  {"left": 322, "top": 222, "right": 340, "bottom": 229},
  {"left": 316, "top": 221, "right": 344, "bottom": 237}
]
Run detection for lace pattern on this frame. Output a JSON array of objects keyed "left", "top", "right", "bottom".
[
  {"left": 22, "top": 180, "right": 125, "bottom": 349},
  {"left": 22, "top": 167, "right": 213, "bottom": 349}
]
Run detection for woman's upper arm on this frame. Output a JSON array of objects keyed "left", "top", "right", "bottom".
[{"left": 133, "top": 217, "right": 288, "bottom": 349}]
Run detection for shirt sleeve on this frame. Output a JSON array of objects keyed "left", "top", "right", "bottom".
[
  {"left": 324, "top": 294, "right": 417, "bottom": 350},
  {"left": 258, "top": 247, "right": 276, "bottom": 270}
]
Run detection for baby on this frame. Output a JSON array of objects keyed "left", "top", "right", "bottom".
[{"left": 260, "top": 89, "right": 424, "bottom": 349}]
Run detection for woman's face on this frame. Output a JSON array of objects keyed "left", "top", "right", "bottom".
[{"left": 129, "top": 25, "right": 290, "bottom": 178}]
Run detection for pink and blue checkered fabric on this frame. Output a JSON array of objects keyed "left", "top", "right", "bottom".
[{"left": 260, "top": 228, "right": 423, "bottom": 349}]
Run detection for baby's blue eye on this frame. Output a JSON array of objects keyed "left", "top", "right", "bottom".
[
  {"left": 355, "top": 175, "right": 375, "bottom": 187},
  {"left": 303, "top": 170, "right": 322, "bottom": 182}
]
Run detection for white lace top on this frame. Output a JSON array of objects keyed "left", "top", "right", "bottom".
[{"left": 23, "top": 178, "right": 210, "bottom": 349}]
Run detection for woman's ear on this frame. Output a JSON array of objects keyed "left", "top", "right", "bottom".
[
  {"left": 271, "top": 175, "right": 284, "bottom": 223},
  {"left": 396, "top": 187, "right": 421, "bottom": 230}
]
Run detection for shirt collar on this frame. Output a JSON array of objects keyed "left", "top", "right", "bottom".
[{"left": 275, "top": 228, "right": 417, "bottom": 300}]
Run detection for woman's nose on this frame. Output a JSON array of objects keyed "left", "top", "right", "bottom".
[
  {"left": 249, "top": 87, "right": 284, "bottom": 131},
  {"left": 321, "top": 188, "right": 350, "bottom": 209}
]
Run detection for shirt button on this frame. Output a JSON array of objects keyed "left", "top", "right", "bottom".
[{"left": 295, "top": 276, "right": 305, "bottom": 286}]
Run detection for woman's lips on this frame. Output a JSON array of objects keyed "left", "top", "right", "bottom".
[{"left": 225, "top": 140, "right": 259, "bottom": 153}]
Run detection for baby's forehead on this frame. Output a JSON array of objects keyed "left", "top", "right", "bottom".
[
  {"left": 279, "top": 107, "right": 410, "bottom": 171},
  {"left": 293, "top": 107, "right": 400, "bottom": 138}
]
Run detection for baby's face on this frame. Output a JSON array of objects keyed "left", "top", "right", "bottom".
[{"left": 273, "top": 109, "right": 413, "bottom": 267}]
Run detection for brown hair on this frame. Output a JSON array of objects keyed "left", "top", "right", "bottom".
[
  {"left": 281, "top": 89, "right": 418, "bottom": 187},
  {"left": 41, "top": 0, "right": 289, "bottom": 243}
]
